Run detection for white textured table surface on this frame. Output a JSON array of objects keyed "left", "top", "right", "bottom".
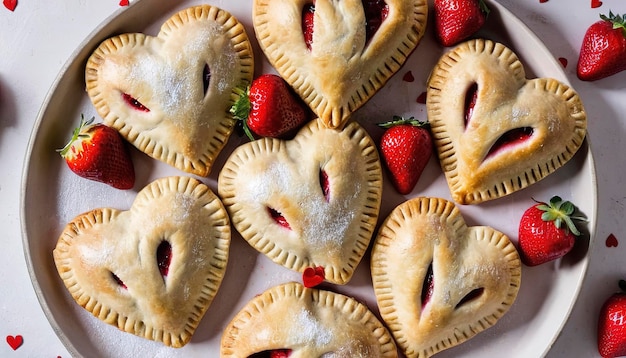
[{"left": 1, "top": 0, "right": 625, "bottom": 357}]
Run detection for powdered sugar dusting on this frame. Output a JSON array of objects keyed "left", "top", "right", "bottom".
[{"left": 293, "top": 308, "right": 332, "bottom": 346}]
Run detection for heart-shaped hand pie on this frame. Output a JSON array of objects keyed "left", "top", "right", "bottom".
[
  {"left": 427, "top": 39, "right": 587, "bottom": 204},
  {"left": 221, "top": 282, "right": 397, "bottom": 357},
  {"left": 53, "top": 176, "right": 231, "bottom": 347},
  {"left": 218, "top": 119, "right": 382, "bottom": 284},
  {"left": 253, "top": 0, "right": 428, "bottom": 128},
  {"left": 371, "top": 197, "right": 521, "bottom": 358},
  {"left": 85, "top": 5, "right": 254, "bottom": 176}
]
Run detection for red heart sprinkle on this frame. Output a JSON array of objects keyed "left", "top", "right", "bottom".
[
  {"left": 558, "top": 57, "right": 568, "bottom": 68},
  {"left": 302, "top": 266, "right": 325, "bottom": 288},
  {"left": 591, "top": 0, "right": 602, "bottom": 8},
  {"left": 119, "top": 0, "right": 129, "bottom": 6},
  {"left": 402, "top": 71, "right": 415, "bottom": 82},
  {"left": 539, "top": 0, "right": 548, "bottom": 3},
  {"left": 606, "top": 233, "right": 619, "bottom": 247},
  {"left": 3, "top": 0, "right": 17, "bottom": 11},
  {"left": 6, "top": 335, "right": 23, "bottom": 351},
  {"left": 416, "top": 92, "right": 427, "bottom": 104}
]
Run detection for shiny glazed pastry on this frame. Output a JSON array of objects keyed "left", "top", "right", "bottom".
[
  {"left": 253, "top": 0, "right": 428, "bottom": 129},
  {"left": 53, "top": 176, "right": 231, "bottom": 348},
  {"left": 218, "top": 119, "right": 382, "bottom": 285},
  {"left": 371, "top": 197, "right": 521, "bottom": 358},
  {"left": 427, "top": 39, "right": 587, "bottom": 204},
  {"left": 85, "top": 5, "right": 254, "bottom": 176},
  {"left": 221, "top": 282, "right": 398, "bottom": 357}
]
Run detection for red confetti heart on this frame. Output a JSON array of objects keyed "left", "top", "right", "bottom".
[
  {"left": 302, "top": 266, "right": 325, "bottom": 288},
  {"left": 591, "top": 0, "right": 602, "bottom": 8},
  {"left": 3, "top": 0, "right": 17, "bottom": 11},
  {"left": 558, "top": 57, "right": 568, "bottom": 68},
  {"left": 6, "top": 335, "right": 23, "bottom": 351},
  {"left": 119, "top": 0, "right": 129, "bottom": 6},
  {"left": 402, "top": 71, "right": 415, "bottom": 82},
  {"left": 416, "top": 91, "right": 427, "bottom": 104},
  {"left": 539, "top": 0, "right": 548, "bottom": 3},
  {"left": 606, "top": 233, "right": 619, "bottom": 247}
]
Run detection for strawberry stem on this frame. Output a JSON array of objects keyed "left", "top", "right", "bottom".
[
  {"left": 600, "top": 11, "right": 626, "bottom": 37},
  {"left": 478, "top": 0, "right": 490, "bottom": 16},
  {"left": 377, "top": 115, "right": 430, "bottom": 129},
  {"left": 57, "top": 114, "right": 94, "bottom": 157},
  {"left": 229, "top": 86, "right": 255, "bottom": 141},
  {"left": 536, "top": 195, "right": 586, "bottom": 236}
]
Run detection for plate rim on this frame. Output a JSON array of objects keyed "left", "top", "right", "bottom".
[{"left": 19, "top": 0, "right": 599, "bottom": 356}]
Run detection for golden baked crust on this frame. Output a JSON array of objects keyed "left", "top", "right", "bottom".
[
  {"left": 53, "top": 176, "right": 231, "bottom": 348},
  {"left": 253, "top": 0, "right": 428, "bottom": 129},
  {"left": 371, "top": 197, "right": 521, "bottom": 358},
  {"left": 427, "top": 39, "right": 587, "bottom": 204},
  {"left": 85, "top": 5, "right": 254, "bottom": 176},
  {"left": 218, "top": 119, "right": 382, "bottom": 285},
  {"left": 221, "top": 282, "right": 398, "bottom": 357}
]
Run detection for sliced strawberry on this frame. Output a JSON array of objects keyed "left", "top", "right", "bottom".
[{"left": 58, "top": 115, "right": 135, "bottom": 190}]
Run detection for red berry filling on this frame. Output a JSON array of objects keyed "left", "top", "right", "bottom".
[
  {"left": 249, "top": 349, "right": 292, "bottom": 358},
  {"left": 111, "top": 272, "right": 127, "bottom": 290},
  {"left": 157, "top": 240, "right": 172, "bottom": 277},
  {"left": 464, "top": 83, "right": 478, "bottom": 128},
  {"left": 487, "top": 127, "right": 534, "bottom": 158},
  {"left": 319, "top": 169, "right": 330, "bottom": 202},
  {"left": 302, "top": 3, "right": 315, "bottom": 50},
  {"left": 455, "top": 287, "right": 485, "bottom": 309},
  {"left": 268, "top": 207, "right": 291, "bottom": 230},
  {"left": 421, "top": 263, "right": 434, "bottom": 309},
  {"left": 122, "top": 93, "right": 150, "bottom": 112},
  {"left": 203, "top": 63, "right": 211, "bottom": 95},
  {"left": 302, "top": 0, "right": 388, "bottom": 50},
  {"left": 363, "top": 0, "right": 389, "bottom": 43}
]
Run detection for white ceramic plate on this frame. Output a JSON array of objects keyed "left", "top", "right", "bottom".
[{"left": 21, "top": 0, "right": 597, "bottom": 357}]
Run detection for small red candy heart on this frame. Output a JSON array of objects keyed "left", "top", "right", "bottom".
[
  {"left": 558, "top": 57, "right": 568, "bottom": 68},
  {"left": 119, "top": 0, "right": 129, "bottom": 6},
  {"left": 606, "top": 233, "right": 619, "bottom": 248},
  {"left": 416, "top": 91, "right": 427, "bottom": 104},
  {"left": 302, "top": 266, "right": 325, "bottom": 288},
  {"left": 539, "top": 0, "right": 548, "bottom": 3},
  {"left": 3, "top": 0, "right": 17, "bottom": 11},
  {"left": 6, "top": 335, "right": 23, "bottom": 350},
  {"left": 403, "top": 71, "right": 415, "bottom": 82},
  {"left": 591, "top": 0, "right": 602, "bottom": 8}
]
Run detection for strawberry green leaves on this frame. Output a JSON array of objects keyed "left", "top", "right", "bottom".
[{"left": 536, "top": 195, "right": 583, "bottom": 236}]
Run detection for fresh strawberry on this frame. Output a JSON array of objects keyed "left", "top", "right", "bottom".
[
  {"left": 58, "top": 115, "right": 135, "bottom": 190},
  {"left": 301, "top": 0, "right": 389, "bottom": 50},
  {"left": 577, "top": 11, "right": 626, "bottom": 81},
  {"left": 598, "top": 280, "right": 626, "bottom": 358},
  {"left": 378, "top": 116, "right": 433, "bottom": 195},
  {"left": 231, "top": 74, "right": 308, "bottom": 140},
  {"left": 517, "top": 196, "right": 585, "bottom": 266},
  {"left": 434, "top": 0, "right": 490, "bottom": 47}
]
